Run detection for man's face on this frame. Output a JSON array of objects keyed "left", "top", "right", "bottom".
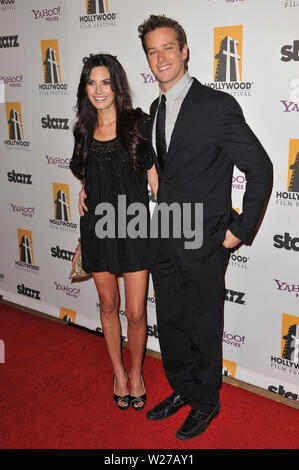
[{"left": 144, "top": 27, "right": 188, "bottom": 93}]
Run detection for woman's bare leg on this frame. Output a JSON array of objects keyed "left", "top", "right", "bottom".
[
  {"left": 93, "top": 272, "right": 128, "bottom": 400},
  {"left": 123, "top": 270, "right": 148, "bottom": 401}
]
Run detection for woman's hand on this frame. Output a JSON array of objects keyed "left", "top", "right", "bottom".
[
  {"left": 147, "top": 164, "right": 159, "bottom": 201},
  {"left": 78, "top": 184, "right": 88, "bottom": 216},
  {"left": 72, "top": 242, "right": 81, "bottom": 267}
]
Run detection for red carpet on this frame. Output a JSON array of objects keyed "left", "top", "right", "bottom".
[{"left": 0, "top": 303, "right": 298, "bottom": 450}]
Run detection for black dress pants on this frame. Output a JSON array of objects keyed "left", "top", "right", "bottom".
[{"left": 151, "top": 238, "right": 229, "bottom": 413}]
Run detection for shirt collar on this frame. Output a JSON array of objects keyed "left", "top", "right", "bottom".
[{"left": 160, "top": 72, "right": 192, "bottom": 105}]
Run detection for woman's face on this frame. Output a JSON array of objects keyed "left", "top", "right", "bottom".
[{"left": 86, "top": 66, "right": 116, "bottom": 112}]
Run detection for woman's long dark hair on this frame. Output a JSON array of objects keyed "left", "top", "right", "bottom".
[{"left": 71, "top": 54, "right": 147, "bottom": 178}]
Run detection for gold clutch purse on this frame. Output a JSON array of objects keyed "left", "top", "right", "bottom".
[{"left": 69, "top": 253, "right": 89, "bottom": 280}]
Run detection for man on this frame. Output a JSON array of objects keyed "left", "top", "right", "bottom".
[{"left": 138, "top": 15, "right": 273, "bottom": 440}]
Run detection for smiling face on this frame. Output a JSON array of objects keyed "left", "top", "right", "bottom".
[
  {"left": 86, "top": 66, "right": 116, "bottom": 113},
  {"left": 144, "top": 27, "right": 188, "bottom": 93}
]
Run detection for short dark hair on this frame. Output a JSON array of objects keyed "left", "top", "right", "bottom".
[{"left": 138, "top": 14, "right": 189, "bottom": 70}]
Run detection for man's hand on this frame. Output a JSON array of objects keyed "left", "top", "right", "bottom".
[
  {"left": 78, "top": 186, "right": 88, "bottom": 216},
  {"left": 222, "top": 229, "right": 241, "bottom": 249}
]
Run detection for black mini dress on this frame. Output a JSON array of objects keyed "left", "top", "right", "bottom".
[{"left": 70, "top": 114, "right": 154, "bottom": 274}]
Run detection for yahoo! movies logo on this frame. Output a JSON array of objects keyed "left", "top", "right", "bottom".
[
  {"left": 274, "top": 279, "right": 299, "bottom": 298},
  {"left": 223, "top": 331, "right": 246, "bottom": 349},
  {"left": 276, "top": 139, "right": 299, "bottom": 207},
  {"left": 53, "top": 282, "right": 80, "bottom": 300},
  {"left": 271, "top": 313, "right": 299, "bottom": 376},
  {"left": 0, "top": 74, "right": 23, "bottom": 88},
  {"left": 4, "top": 102, "right": 30, "bottom": 150},
  {"left": 15, "top": 229, "right": 40, "bottom": 274},
  {"left": 140, "top": 72, "right": 157, "bottom": 85},
  {"left": 44, "top": 154, "right": 70, "bottom": 169},
  {"left": 39, "top": 39, "right": 68, "bottom": 95},
  {"left": 32, "top": 6, "right": 61, "bottom": 22},
  {"left": 10, "top": 203, "right": 35, "bottom": 218},
  {"left": 49, "top": 183, "right": 78, "bottom": 232},
  {"left": 79, "top": 0, "right": 117, "bottom": 29},
  {"left": 205, "top": 25, "right": 253, "bottom": 97}
]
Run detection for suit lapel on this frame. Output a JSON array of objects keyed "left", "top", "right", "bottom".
[
  {"left": 149, "top": 98, "right": 162, "bottom": 175},
  {"left": 150, "top": 80, "right": 203, "bottom": 176}
]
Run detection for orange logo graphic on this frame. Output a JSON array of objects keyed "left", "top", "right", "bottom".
[
  {"left": 281, "top": 313, "right": 299, "bottom": 362},
  {"left": 6, "top": 102, "right": 24, "bottom": 140},
  {"left": 222, "top": 359, "right": 237, "bottom": 378},
  {"left": 214, "top": 25, "right": 243, "bottom": 82},
  {"left": 41, "top": 39, "right": 62, "bottom": 84},
  {"left": 60, "top": 307, "right": 76, "bottom": 323},
  {"left": 287, "top": 139, "right": 299, "bottom": 192},
  {"left": 86, "top": 0, "right": 109, "bottom": 14},
  {"left": 17, "top": 228, "right": 34, "bottom": 264},
  {"left": 52, "top": 183, "right": 71, "bottom": 221}
]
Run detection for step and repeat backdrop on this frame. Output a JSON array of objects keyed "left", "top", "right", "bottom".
[{"left": 1, "top": 0, "right": 298, "bottom": 403}]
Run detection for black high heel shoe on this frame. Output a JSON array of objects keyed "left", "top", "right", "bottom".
[
  {"left": 130, "top": 374, "right": 146, "bottom": 411},
  {"left": 113, "top": 372, "right": 130, "bottom": 410}
]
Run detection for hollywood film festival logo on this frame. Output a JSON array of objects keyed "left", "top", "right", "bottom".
[
  {"left": 271, "top": 313, "right": 299, "bottom": 376},
  {"left": 275, "top": 139, "right": 299, "bottom": 207},
  {"left": 49, "top": 183, "right": 78, "bottom": 232},
  {"left": 79, "top": 0, "right": 117, "bottom": 29},
  {"left": 282, "top": 0, "right": 299, "bottom": 8},
  {"left": 4, "top": 102, "right": 30, "bottom": 151},
  {"left": 0, "top": 0, "right": 16, "bottom": 12},
  {"left": 205, "top": 25, "right": 253, "bottom": 97},
  {"left": 39, "top": 39, "right": 68, "bottom": 95},
  {"left": 15, "top": 229, "right": 40, "bottom": 274}
]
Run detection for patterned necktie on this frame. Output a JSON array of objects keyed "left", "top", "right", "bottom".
[{"left": 155, "top": 94, "right": 167, "bottom": 170}]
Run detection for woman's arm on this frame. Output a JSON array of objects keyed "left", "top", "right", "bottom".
[
  {"left": 78, "top": 179, "right": 88, "bottom": 216},
  {"left": 147, "top": 164, "right": 159, "bottom": 200}
]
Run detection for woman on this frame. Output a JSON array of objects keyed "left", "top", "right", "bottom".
[{"left": 70, "top": 54, "right": 158, "bottom": 411}]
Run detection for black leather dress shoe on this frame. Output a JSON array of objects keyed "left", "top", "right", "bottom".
[
  {"left": 176, "top": 401, "right": 220, "bottom": 440},
  {"left": 146, "top": 393, "right": 190, "bottom": 421}
]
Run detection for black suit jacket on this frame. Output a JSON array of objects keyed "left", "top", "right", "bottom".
[{"left": 150, "top": 79, "right": 273, "bottom": 266}]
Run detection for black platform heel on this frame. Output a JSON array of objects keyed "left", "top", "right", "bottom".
[
  {"left": 130, "top": 374, "right": 146, "bottom": 411},
  {"left": 113, "top": 372, "right": 131, "bottom": 410}
]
